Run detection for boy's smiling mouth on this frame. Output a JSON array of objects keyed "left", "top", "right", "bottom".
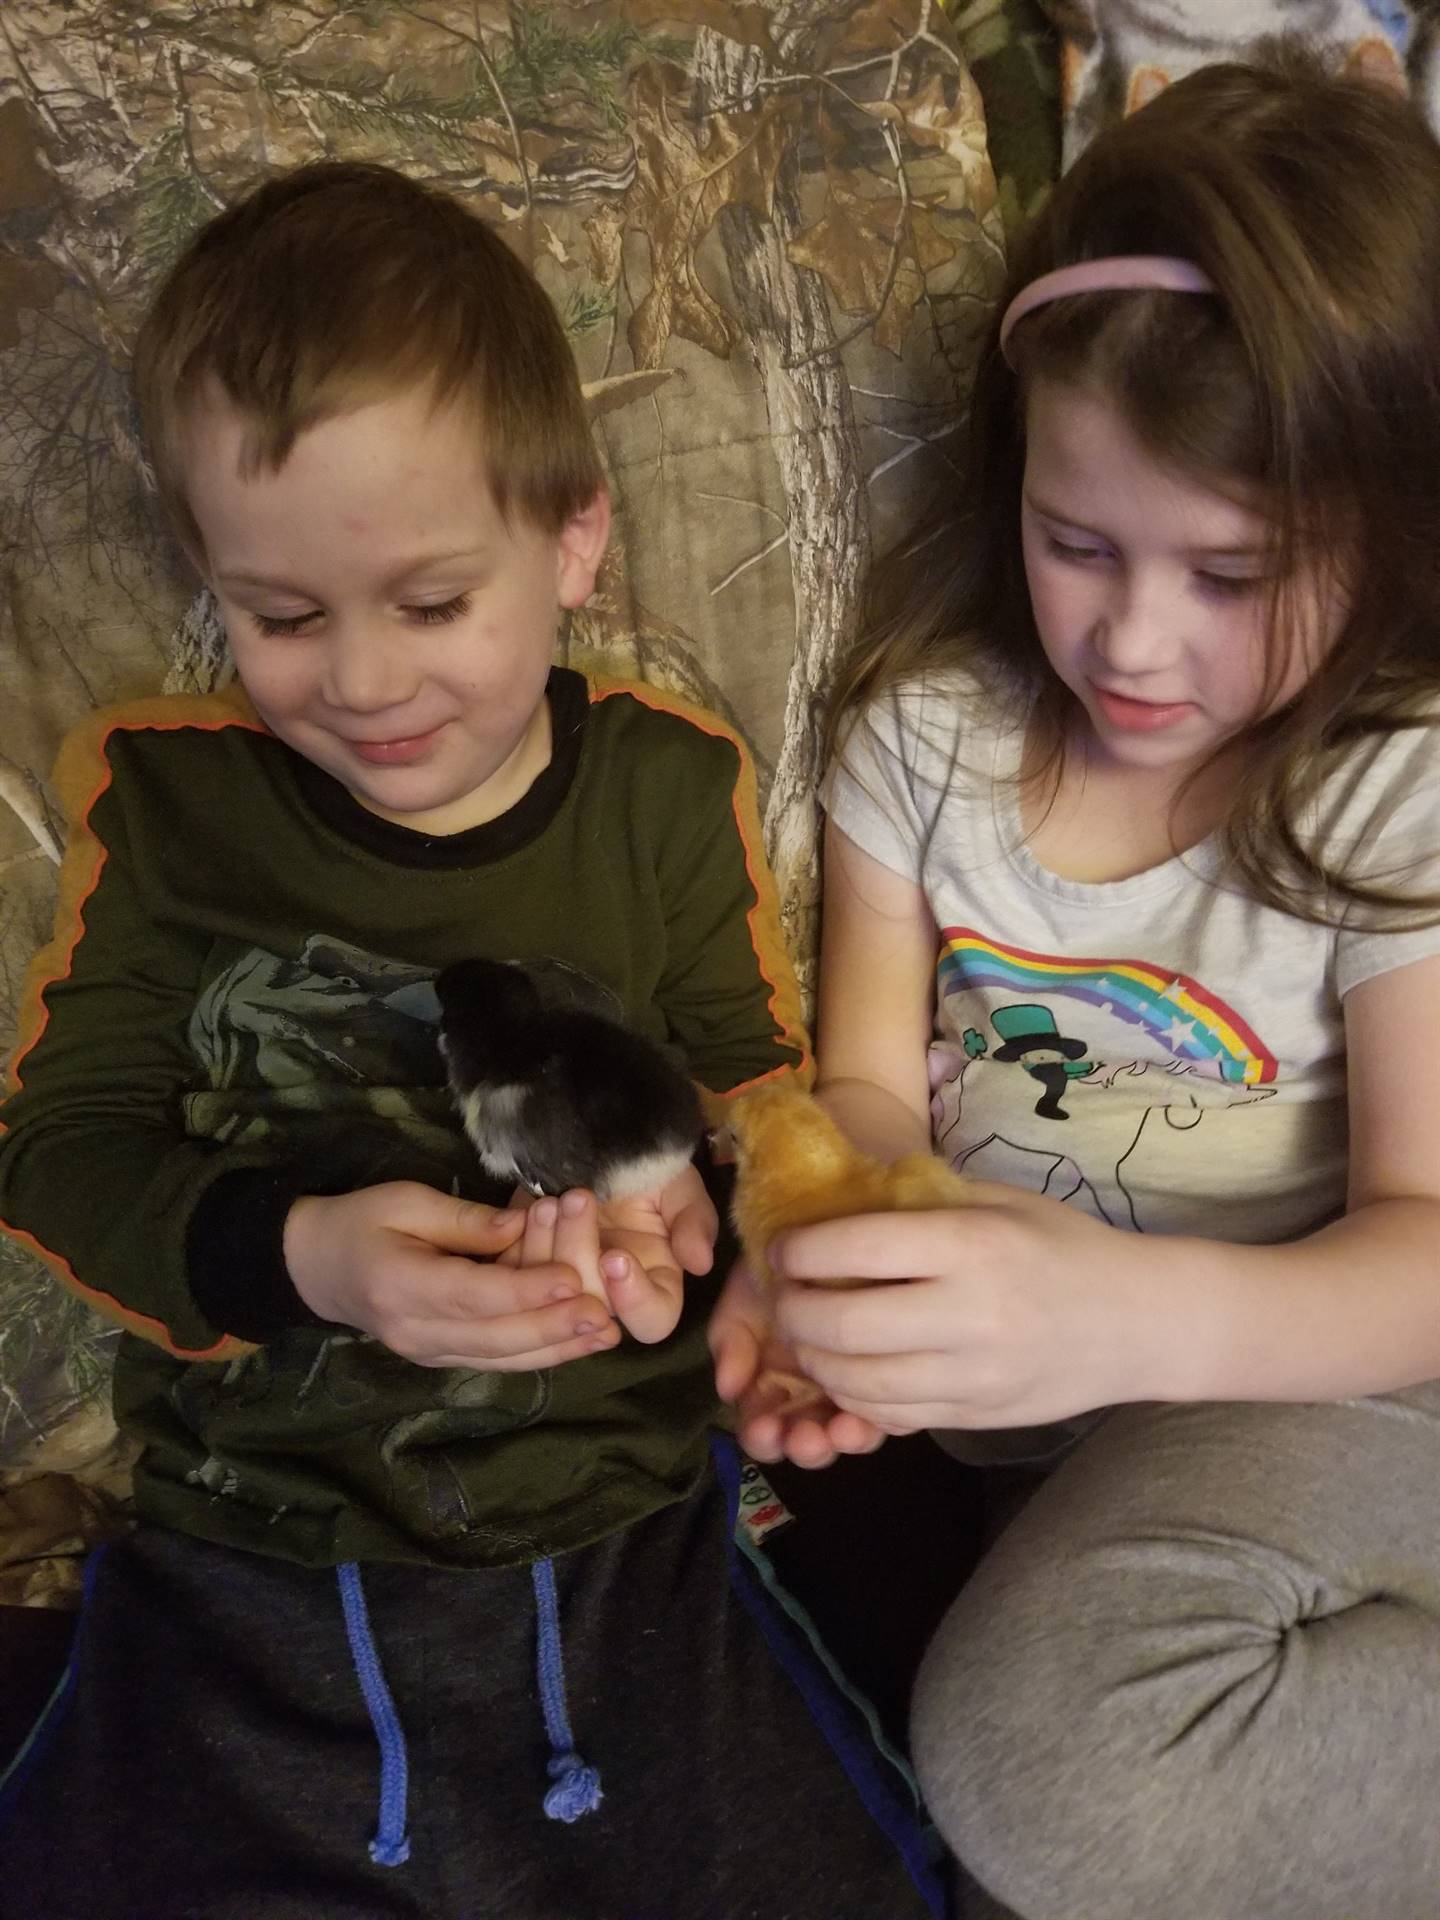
[{"left": 344, "top": 727, "right": 446, "bottom": 765}]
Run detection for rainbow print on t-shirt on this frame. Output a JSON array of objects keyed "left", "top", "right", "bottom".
[{"left": 937, "top": 928, "right": 1277, "bottom": 1086}]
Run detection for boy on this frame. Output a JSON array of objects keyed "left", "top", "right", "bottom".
[{"left": 0, "top": 164, "right": 940, "bottom": 1919}]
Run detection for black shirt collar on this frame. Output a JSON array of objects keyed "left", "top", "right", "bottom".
[{"left": 288, "top": 666, "right": 589, "bottom": 869}]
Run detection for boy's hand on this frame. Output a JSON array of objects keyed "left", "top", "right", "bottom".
[
  {"left": 502, "top": 1162, "right": 716, "bottom": 1346},
  {"left": 284, "top": 1181, "right": 621, "bottom": 1370},
  {"left": 708, "top": 1259, "right": 886, "bottom": 1469},
  {"left": 594, "top": 1161, "right": 718, "bottom": 1345}
]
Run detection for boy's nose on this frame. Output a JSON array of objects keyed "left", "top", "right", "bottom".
[{"left": 323, "top": 624, "right": 422, "bottom": 713}]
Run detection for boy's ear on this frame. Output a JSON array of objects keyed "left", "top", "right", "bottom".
[{"left": 555, "top": 488, "right": 611, "bottom": 610}]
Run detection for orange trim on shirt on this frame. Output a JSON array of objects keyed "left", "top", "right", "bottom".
[
  {"left": 0, "top": 1218, "right": 248, "bottom": 1362},
  {"left": 2, "top": 689, "right": 266, "bottom": 1363},
  {"left": 5, "top": 688, "right": 267, "bottom": 1097},
  {"left": 585, "top": 669, "right": 814, "bottom": 1088}
]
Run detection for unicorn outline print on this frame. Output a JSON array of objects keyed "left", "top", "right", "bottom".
[{"left": 930, "top": 929, "right": 1278, "bottom": 1232}]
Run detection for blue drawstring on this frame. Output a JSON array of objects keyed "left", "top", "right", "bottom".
[
  {"left": 337, "top": 1562, "right": 412, "bottom": 1867},
  {"left": 531, "top": 1556, "right": 603, "bottom": 1822}
]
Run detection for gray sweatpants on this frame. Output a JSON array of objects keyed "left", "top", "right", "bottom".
[{"left": 911, "top": 1386, "right": 1440, "bottom": 1920}]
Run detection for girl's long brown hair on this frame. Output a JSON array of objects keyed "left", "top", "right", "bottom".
[{"left": 829, "top": 44, "right": 1440, "bottom": 926}]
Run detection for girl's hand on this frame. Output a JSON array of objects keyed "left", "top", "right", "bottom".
[
  {"left": 708, "top": 1259, "right": 887, "bottom": 1468},
  {"left": 284, "top": 1182, "right": 621, "bottom": 1370},
  {"left": 768, "top": 1184, "right": 1153, "bottom": 1432}
]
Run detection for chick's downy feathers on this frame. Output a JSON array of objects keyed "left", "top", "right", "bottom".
[
  {"left": 725, "top": 1081, "right": 971, "bottom": 1410},
  {"left": 436, "top": 958, "right": 702, "bottom": 1201}
]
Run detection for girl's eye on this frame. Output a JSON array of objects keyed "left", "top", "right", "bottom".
[
  {"left": 406, "top": 594, "right": 471, "bottom": 626},
  {"left": 1197, "top": 572, "right": 1263, "bottom": 600},
  {"left": 253, "top": 609, "right": 320, "bottom": 637},
  {"left": 1044, "top": 534, "right": 1110, "bottom": 566}
]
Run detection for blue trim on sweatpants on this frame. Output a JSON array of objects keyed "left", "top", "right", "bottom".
[
  {"left": 708, "top": 1433, "right": 949, "bottom": 1919},
  {"left": 0, "top": 1545, "right": 103, "bottom": 1829}
]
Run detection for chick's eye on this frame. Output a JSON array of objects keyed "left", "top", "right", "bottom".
[{"left": 407, "top": 594, "right": 471, "bottom": 626}]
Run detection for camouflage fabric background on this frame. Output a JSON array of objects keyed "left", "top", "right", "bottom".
[
  {"left": 0, "top": 0, "right": 1008, "bottom": 1601},
  {"left": 949, "top": 0, "right": 1059, "bottom": 238}
]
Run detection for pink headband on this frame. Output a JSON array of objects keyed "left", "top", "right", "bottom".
[{"left": 998, "top": 255, "right": 1216, "bottom": 364}]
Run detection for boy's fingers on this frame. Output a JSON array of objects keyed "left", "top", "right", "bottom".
[
  {"left": 668, "top": 1201, "right": 717, "bottom": 1275},
  {"left": 425, "top": 1331, "right": 618, "bottom": 1372},
  {"left": 421, "top": 1194, "right": 526, "bottom": 1254},
  {"left": 520, "top": 1195, "right": 560, "bottom": 1266},
  {"left": 435, "top": 1259, "right": 588, "bottom": 1320},
  {"left": 602, "top": 1252, "right": 681, "bottom": 1344},
  {"left": 551, "top": 1189, "right": 607, "bottom": 1300},
  {"left": 416, "top": 1298, "right": 618, "bottom": 1364}
]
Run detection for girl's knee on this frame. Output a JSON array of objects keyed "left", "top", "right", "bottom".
[{"left": 909, "top": 1550, "right": 1293, "bottom": 1920}]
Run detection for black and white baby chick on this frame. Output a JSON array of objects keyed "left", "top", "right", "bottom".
[{"left": 435, "top": 958, "right": 704, "bottom": 1201}]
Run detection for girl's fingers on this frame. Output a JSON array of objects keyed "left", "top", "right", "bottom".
[
  {"left": 775, "top": 1416, "right": 841, "bottom": 1469},
  {"left": 775, "top": 1276, "right": 950, "bottom": 1356},
  {"left": 826, "top": 1410, "right": 889, "bottom": 1455},
  {"left": 710, "top": 1317, "right": 761, "bottom": 1403},
  {"left": 772, "top": 1211, "right": 973, "bottom": 1284},
  {"left": 736, "top": 1406, "right": 870, "bottom": 1470},
  {"left": 736, "top": 1409, "right": 787, "bottom": 1463},
  {"left": 792, "top": 1341, "right": 939, "bottom": 1409}
]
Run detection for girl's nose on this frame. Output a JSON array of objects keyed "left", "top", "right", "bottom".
[
  {"left": 1091, "top": 572, "right": 1181, "bottom": 676},
  {"left": 323, "top": 623, "right": 422, "bottom": 714}
]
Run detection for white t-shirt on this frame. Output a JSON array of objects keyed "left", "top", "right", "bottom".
[{"left": 826, "top": 674, "right": 1440, "bottom": 1246}]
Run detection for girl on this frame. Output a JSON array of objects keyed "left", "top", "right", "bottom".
[{"left": 712, "top": 46, "right": 1440, "bottom": 1920}]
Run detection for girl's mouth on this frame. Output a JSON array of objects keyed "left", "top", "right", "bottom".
[{"left": 1093, "top": 687, "right": 1195, "bottom": 732}]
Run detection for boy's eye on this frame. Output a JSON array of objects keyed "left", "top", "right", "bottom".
[
  {"left": 253, "top": 609, "right": 320, "bottom": 637},
  {"left": 249, "top": 594, "right": 472, "bottom": 638},
  {"left": 406, "top": 594, "right": 471, "bottom": 626}
]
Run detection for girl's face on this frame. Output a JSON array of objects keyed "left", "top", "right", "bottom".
[{"left": 1020, "top": 379, "right": 1347, "bottom": 777}]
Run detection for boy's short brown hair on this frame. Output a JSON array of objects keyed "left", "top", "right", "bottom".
[{"left": 133, "top": 162, "right": 603, "bottom": 559}]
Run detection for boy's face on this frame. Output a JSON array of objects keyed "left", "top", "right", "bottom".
[{"left": 184, "top": 385, "right": 608, "bottom": 834}]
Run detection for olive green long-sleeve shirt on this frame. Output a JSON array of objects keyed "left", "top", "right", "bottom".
[{"left": 1, "top": 663, "right": 808, "bottom": 1568}]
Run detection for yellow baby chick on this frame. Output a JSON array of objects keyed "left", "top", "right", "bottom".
[{"left": 723, "top": 1081, "right": 971, "bottom": 1413}]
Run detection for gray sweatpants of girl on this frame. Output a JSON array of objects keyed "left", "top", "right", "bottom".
[{"left": 911, "top": 1385, "right": 1440, "bottom": 1920}]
